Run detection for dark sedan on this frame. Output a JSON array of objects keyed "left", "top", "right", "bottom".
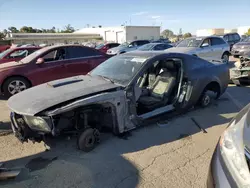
[
  {"left": 0, "top": 44, "right": 110, "bottom": 97},
  {"left": 231, "top": 37, "right": 250, "bottom": 58},
  {"left": 8, "top": 52, "right": 229, "bottom": 152},
  {"left": 208, "top": 103, "right": 250, "bottom": 188}
]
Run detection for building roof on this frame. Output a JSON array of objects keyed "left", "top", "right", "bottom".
[{"left": 5, "top": 33, "right": 102, "bottom": 40}]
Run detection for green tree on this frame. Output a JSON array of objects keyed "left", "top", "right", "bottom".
[
  {"left": 161, "top": 29, "right": 174, "bottom": 39},
  {"left": 0, "top": 32, "right": 6, "bottom": 40},
  {"left": 61, "top": 24, "right": 75, "bottom": 33},
  {"left": 8, "top": 27, "right": 19, "bottom": 33},
  {"left": 183, "top": 32, "right": 192, "bottom": 38}
]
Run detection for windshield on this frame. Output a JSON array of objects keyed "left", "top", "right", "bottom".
[
  {"left": 137, "top": 43, "right": 155, "bottom": 51},
  {"left": 95, "top": 44, "right": 104, "bottom": 49},
  {"left": 90, "top": 55, "right": 148, "bottom": 85},
  {"left": 0, "top": 49, "right": 11, "bottom": 59},
  {"left": 177, "top": 38, "right": 203, "bottom": 47},
  {"left": 243, "top": 37, "right": 250, "bottom": 42}
]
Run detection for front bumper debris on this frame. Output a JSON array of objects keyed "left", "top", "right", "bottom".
[{"left": 10, "top": 112, "right": 43, "bottom": 143}]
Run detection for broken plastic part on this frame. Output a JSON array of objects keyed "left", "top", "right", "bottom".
[{"left": 0, "top": 168, "right": 21, "bottom": 180}]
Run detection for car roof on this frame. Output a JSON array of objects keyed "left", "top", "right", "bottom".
[
  {"left": 35, "top": 44, "right": 86, "bottom": 53},
  {"left": 148, "top": 42, "right": 166, "bottom": 45},
  {"left": 189, "top": 36, "right": 224, "bottom": 39},
  {"left": 120, "top": 51, "right": 191, "bottom": 59},
  {"left": 10, "top": 46, "right": 41, "bottom": 50}
]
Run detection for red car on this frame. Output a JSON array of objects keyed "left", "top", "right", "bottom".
[
  {"left": 0, "top": 44, "right": 110, "bottom": 97},
  {"left": 0, "top": 47, "right": 41, "bottom": 64},
  {"left": 0, "top": 44, "right": 10, "bottom": 53},
  {"left": 95, "top": 43, "right": 120, "bottom": 53}
]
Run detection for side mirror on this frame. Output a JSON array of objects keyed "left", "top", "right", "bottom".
[
  {"left": 128, "top": 44, "right": 133, "bottom": 48},
  {"left": 201, "top": 43, "right": 209, "bottom": 48},
  {"left": 36, "top": 58, "right": 44, "bottom": 65}
]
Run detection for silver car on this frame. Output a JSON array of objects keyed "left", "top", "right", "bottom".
[
  {"left": 208, "top": 103, "right": 250, "bottom": 188},
  {"left": 165, "top": 36, "right": 230, "bottom": 63},
  {"left": 231, "top": 37, "right": 250, "bottom": 58},
  {"left": 106, "top": 40, "right": 150, "bottom": 55}
]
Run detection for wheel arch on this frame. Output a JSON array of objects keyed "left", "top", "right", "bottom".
[
  {"left": 52, "top": 102, "right": 120, "bottom": 135},
  {"left": 1, "top": 75, "right": 32, "bottom": 93},
  {"left": 223, "top": 51, "right": 230, "bottom": 56},
  {"left": 81, "top": 102, "right": 120, "bottom": 134},
  {"left": 203, "top": 81, "right": 221, "bottom": 98}
]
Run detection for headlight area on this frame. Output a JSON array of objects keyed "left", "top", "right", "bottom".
[
  {"left": 219, "top": 112, "right": 250, "bottom": 187},
  {"left": 23, "top": 115, "right": 52, "bottom": 133}
]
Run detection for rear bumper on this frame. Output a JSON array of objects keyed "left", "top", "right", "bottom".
[{"left": 231, "top": 48, "right": 250, "bottom": 56}]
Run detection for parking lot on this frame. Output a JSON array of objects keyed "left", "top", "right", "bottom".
[{"left": 0, "top": 57, "right": 249, "bottom": 188}]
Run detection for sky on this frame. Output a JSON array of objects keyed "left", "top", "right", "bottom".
[{"left": 0, "top": 0, "right": 250, "bottom": 34}]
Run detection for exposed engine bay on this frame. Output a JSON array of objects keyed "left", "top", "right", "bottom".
[{"left": 52, "top": 104, "right": 115, "bottom": 135}]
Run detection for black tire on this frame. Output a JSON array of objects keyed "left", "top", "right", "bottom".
[
  {"left": 221, "top": 52, "right": 229, "bottom": 64},
  {"left": 199, "top": 91, "right": 211, "bottom": 108},
  {"left": 2, "top": 76, "right": 31, "bottom": 97},
  {"left": 77, "top": 128, "right": 99, "bottom": 152}
]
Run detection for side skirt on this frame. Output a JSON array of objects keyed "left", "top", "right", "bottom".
[{"left": 138, "top": 105, "right": 175, "bottom": 119}]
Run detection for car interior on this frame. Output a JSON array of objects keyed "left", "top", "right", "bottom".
[
  {"left": 43, "top": 48, "right": 66, "bottom": 62},
  {"left": 135, "top": 58, "right": 183, "bottom": 115}
]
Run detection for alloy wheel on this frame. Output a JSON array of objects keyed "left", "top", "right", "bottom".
[
  {"left": 222, "top": 54, "right": 229, "bottom": 63},
  {"left": 8, "top": 80, "right": 27, "bottom": 95}
]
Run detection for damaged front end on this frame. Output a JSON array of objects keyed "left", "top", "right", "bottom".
[
  {"left": 10, "top": 112, "right": 53, "bottom": 143},
  {"left": 230, "top": 56, "right": 250, "bottom": 85}
]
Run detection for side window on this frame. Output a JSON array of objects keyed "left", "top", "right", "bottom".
[
  {"left": 68, "top": 46, "right": 102, "bottom": 59},
  {"left": 27, "top": 49, "right": 38, "bottom": 55},
  {"left": 211, "top": 38, "right": 225, "bottom": 46},
  {"left": 163, "top": 44, "right": 172, "bottom": 49},
  {"left": 8, "top": 50, "right": 28, "bottom": 59},
  {"left": 140, "top": 40, "right": 149, "bottom": 45},
  {"left": 110, "top": 43, "right": 119, "bottom": 48},
  {"left": 234, "top": 34, "right": 240, "bottom": 41},
  {"left": 223, "top": 35, "right": 229, "bottom": 42},
  {"left": 228, "top": 35, "right": 234, "bottom": 42},
  {"left": 201, "top": 38, "right": 210, "bottom": 47},
  {"left": 42, "top": 48, "right": 66, "bottom": 63},
  {"left": 154, "top": 44, "right": 165, "bottom": 50}
]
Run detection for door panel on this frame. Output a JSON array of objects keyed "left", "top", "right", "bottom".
[
  {"left": 66, "top": 46, "right": 107, "bottom": 76},
  {"left": 28, "top": 60, "right": 68, "bottom": 86},
  {"left": 197, "top": 38, "right": 214, "bottom": 61},
  {"left": 66, "top": 56, "right": 106, "bottom": 77}
]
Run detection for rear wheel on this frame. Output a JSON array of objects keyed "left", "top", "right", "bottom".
[
  {"left": 199, "top": 91, "right": 211, "bottom": 107},
  {"left": 221, "top": 52, "right": 229, "bottom": 64},
  {"left": 3, "top": 77, "right": 31, "bottom": 97}
]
